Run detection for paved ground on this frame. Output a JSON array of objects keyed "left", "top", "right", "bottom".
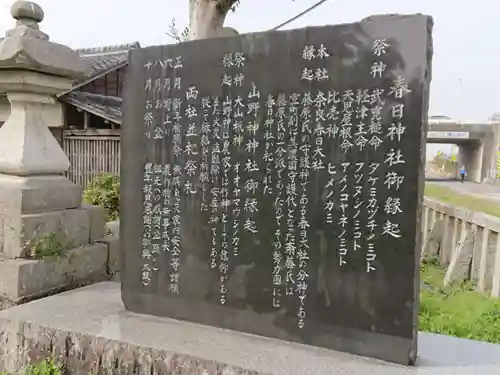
[
  {"left": 426, "top": 179, "right": 500, "bottom": 201},
  {"left": 2, "top": 282, "right": 500, "bottom": 375}
]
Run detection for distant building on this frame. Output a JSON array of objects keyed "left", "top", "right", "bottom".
[{"left": 0, "top": 42, "right": 139, "bottom": 138}]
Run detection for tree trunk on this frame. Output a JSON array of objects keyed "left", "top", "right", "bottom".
[{"left": 188, "top": 0, "right": 230, "bottom": 40}]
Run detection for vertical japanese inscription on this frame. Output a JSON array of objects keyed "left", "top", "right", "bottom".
[
  {"left": 141, "top": 61, "right": 155, "bottom": 287},
  {"left": 273, "top": 94, "right": 287, "bottom": 307},
  {"left": 209, "top": 96, "right": 221, "bottom": 275},
  {"left": 297, "top": 90, "right": 310, "bottom": 329},
  {"left": 229, "top": 54, "right": 246, "bottom": 262},
  {"left": 382, "top": 73, "right": 409, "bottom": 240},
  {"left": 124, "top": 19, "right": 430, "bottom": 365},
  {"left": 338, "top": 89, "right": 355, "bottom": 266},
  {"left": 151, "top": 164, "right": 163, "bottom": 273},
  {"left": 218, "top": 52, "right": 247, "bottom": 304},
  {"left": 184, "top": 86, "right": 199, "bottom": 196},
  {"left": 170, "top": 119, "right": 182, "bottom": 294},
  {"left": 274, "top": 94, "right": 289, "bottom": 298},
  {"left": 219, "top": 56, "right": 233, "bottom": 304},
  {"left": 324, "top": 89, "right": 340, "bottom": 243},
  {"left": 142, "top": 61, "right": 163, "bottom": 287},
  {"left": 161, "top": 163, "right": 172, "bottom": 256},
  {"left": 220, "top": 93, "right": 230, "bottom": 305},
  {"left": 243, "top": 82, "right": 260, "bottom": 236},
  {"left": 265, "top": 94, "right": 282, "bottom": 308},
  {"left": 200, "top": 97, "right": 211, "bottom": 212},
  {"left": 295, "top": 45, "right": 331, "bottom": 327},
  {"left": 134, "top": 27, "right": 422, "bottom": 332},
  {"left": 287, "top": 91, "right": 301, "bottom": 325},
  {"left": 145, "top": 56, "right": 184, "bottom": 292},
  {"left": 142, "top": 163, "right": 153, "bottom": 286},
  {"left": 338, "top": 161, "right": 349, "bottom": 266}
]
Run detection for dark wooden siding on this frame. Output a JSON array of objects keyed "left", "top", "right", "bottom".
[
  {"left": 79, "top": 66, "right": 127, "bottom": 98},
  {"left": 64, "top": 103, "right": 113, "bottom": 130},
  {"left": 65, "top": 104, "right": 84, "bottom": 127}
]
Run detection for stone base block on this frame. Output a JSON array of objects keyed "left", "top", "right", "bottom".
[
  {"left": 2, "top": 205, "right": 106, "bottom": 258},
  {"left": 81, "top": 203, "right": 106, "bottom": 241},
  {"left": 0, "top": 283, "right": 500, "bottom": 375},
  {"left": 0, "top": 243, "right": 109, "bottom": 306},
  {"left": 2, "top": 208, "right": 89, "bottom": 258},
  {"left": 0, "top": 174, "right": 81, "bottom": 214},
  {"left": 99, "top": 234, "right": 119, "bottom": 275}
]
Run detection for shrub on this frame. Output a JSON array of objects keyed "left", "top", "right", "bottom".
[
  {"left": 24, "top": 231, "right": 68, "bottom": 259},
  {"left": 1, "top": 358, "right": 63, "bottom": 375},
  {"left": 24, "top": 359, "right": 63, "bottom": 375},
  {"left": 430, "top": 153, "right": 457, "bottom": 174},
  {"left": 83, "top": 174, "right": 120, "bottom": 221}
]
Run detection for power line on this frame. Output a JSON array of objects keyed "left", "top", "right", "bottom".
[{"left": 271, "top": 0, "right": 330, "bottom": 31}]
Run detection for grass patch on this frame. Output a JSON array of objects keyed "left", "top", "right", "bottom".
[
  {"left": 0, "top": 358, "right": 63, "bottom": 375},
  {"left": 23, "top": 230, "right": 75, "bottom": 260},
  {"left": 419, "top": 259, "right": 500, "bottom": 343},
  {"left": 424, "top": 184, "right": 500, "bottom": 218}
]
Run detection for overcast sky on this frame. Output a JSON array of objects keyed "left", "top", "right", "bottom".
[{"left": 0, "top": 0, "right": 496, "bottom": 122}]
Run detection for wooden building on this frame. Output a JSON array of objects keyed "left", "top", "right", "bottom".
[{"left": 56, "top": 42, "right": 140, "bottom": 188}]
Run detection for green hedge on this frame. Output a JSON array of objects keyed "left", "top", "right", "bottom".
[{"left": 83, "top": 174, "right": 120, "bottom": 222}]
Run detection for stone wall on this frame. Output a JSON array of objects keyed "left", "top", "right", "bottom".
[
  {"left": 0, "top": 221, "right": 120, "bottom": 309},
  {"left": 422, "top": 197, "right": 500, "bottom": 296}
]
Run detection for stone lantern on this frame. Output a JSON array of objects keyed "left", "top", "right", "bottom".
[
  {"left": 0, "top": 1, "right": 108, "bottom": 304},
  {"left": 0, "top": 1, "right": 89, "bottom": 177}
]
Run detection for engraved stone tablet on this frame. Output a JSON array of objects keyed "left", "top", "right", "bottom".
[{"left": 120, "top": 14, "right": 433, "bottom": 365}]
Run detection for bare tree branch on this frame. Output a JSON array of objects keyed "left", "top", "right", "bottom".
[
  {"left": 165, "top": 18, "right": 181, "bottom": 42},
  {"left": 166, "top": 18, "right": 189, "bottom": 43}
]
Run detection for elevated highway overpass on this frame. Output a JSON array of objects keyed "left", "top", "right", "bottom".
[{"left": 427, "top": 119, "right": 500, "bottom": 183}]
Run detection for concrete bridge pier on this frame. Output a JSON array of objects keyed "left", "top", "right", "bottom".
[
  {"left": 457, "top": 141, "right": 483, "bottom": 182},
  {"left": 489, "top": 122, "right": 500, "bottom": 181}
]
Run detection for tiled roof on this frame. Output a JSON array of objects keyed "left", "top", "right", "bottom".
[
  {"left": 61, "top": 92, "right": 122, "bottom": 124},
  {"left": 77, "top": 42, "right": 140, "bottom": 78},
  {"left": 54, "top": 42, "right": 143, "bottom": 124},
  {"left": 58, "top": 43, "right": 139, "bottom": 123}
]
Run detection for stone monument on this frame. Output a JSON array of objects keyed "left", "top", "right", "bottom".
[
  {"left": 0, "top": 1, "right": 108, "bottom": 306},
  {"left": 121, "top": 14, "right": 433, "bottom": 365},
  {"left": 0, "top": 10, "right": 498, "bottom": 375}
]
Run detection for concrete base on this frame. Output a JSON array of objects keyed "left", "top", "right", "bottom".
[
  {"left": 0, "top": 243, "right": 111, "bottom": 308},
  {"left": 0, "top": 283, "right": 499, "bottom": 375}
]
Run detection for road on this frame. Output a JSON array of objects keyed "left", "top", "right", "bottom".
[{"left": 426, "top": 178, "right": 500, "bottom": 201}]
